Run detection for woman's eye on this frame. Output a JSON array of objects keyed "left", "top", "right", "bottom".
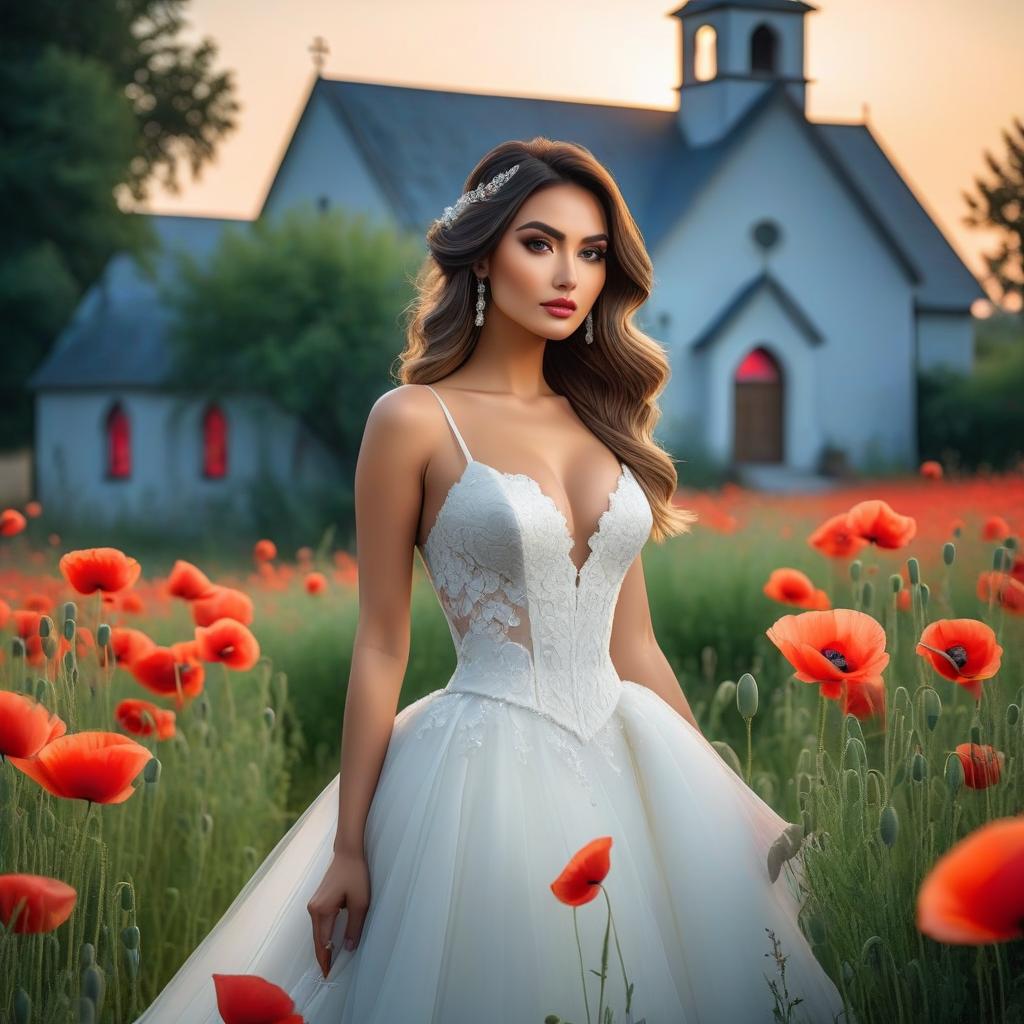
[{"left": 525, "top": 238, "right": 606, "bottom": 262}]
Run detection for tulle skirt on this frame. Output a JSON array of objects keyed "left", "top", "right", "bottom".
[{"left": 132, "top": 681, "right": 853, "bottom": 1024}]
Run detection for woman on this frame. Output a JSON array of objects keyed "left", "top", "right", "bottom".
[{"left": 134, "top": 138, "right": 852, "bottom": 1023}]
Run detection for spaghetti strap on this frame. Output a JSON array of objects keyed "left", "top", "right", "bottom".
[{"left": 422, "top": 385, "right": 474, "bottom": 466}]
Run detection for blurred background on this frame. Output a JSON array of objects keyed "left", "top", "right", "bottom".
[{"left": 2, "top": 0, "right": 1021, "bottom": 547}]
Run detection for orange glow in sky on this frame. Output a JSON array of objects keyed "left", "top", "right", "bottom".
[{"left": 138, "top": 0, "right": 1022, "bottom": 310}]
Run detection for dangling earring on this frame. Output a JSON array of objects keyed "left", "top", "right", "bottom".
[
  {"left": 584, "top": 310, "right": 594, "bottom": 345},
  {"left": 475, "top": 278, "right": 486, "bottom": 327}
]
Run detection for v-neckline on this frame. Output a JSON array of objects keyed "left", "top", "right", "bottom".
[{"left": 422, "top": 459, "right": 630, "bottom": 589}]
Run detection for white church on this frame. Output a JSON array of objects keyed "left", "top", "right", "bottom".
[{"left": 28, "top": 0, "right": 984, "bottom": 527}]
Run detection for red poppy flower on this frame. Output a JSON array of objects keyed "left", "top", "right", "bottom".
[
  {"left": 807, "top": 513, "right": 868, "bottom": 559},
  {"left": 0, "top": 692, "right": 66, "bottom": 758},
  {"left": 24, "top": 501, "right": 42, "bottom": 518},
  {"left": 763, "top": 568, "right": 830, "bottom": 610},
  {"left": 109, "top": 627, "right": 157, "bottom": 668},
  {"left": 917, "top": 816, "right": 1024, "bottom": 944},
  {"left": 0, "top": 874, "right": 77, "bottom": 933},
  {"left": 130, "top": 646, "right": 206, "bottom": 706},
  {"left": 7, "top": 732, "right": 151, "bottom": 804},
  {"left": 212, "top": 974, "right": 302, "bottom": 1024},
  {"left": 916, "top": 619, "right": 1002, "bottom": 700},
  {"left": 194, "top": 618, "right": 260, "bottom": 671},
  {"left": 0, "top": 509, "right": 26, "bottom": 537},
  {"left": 0, "top": 598, "right": 9, "bottom": 630},
  {"left": 766, "top": 608, "right": 889, "bottom": 699},
  {"left": 59, "top": 548, "right": 141, "bottom": 595},
  {"left": 977, "top": 572, "right": 1024, "bottom": 614},
  {"left": 981, "top": 515, "right": 1011, "bottom": 542},
  {"left": 115, "top": 698, "right": 176, "bottom": 741},
  {"left": 919, "top": 461, "right": 943, "bottom": 480},
  {"left": 191, "top": 585, "right": 254, "bottom": 627},
  {"left": 23, "top": 592, "right": 54, "bottom": 613},
  {"left": 166, "top": 560, "right": 217, "bottom": 601},
  {"left": 955, "top": 743, "right": 1004, "bottom": 789},
  {"left": 550, "top": 836, "right": 613, "bottom": 907},
  {"left": 845, "top": 499, "right": 917, "bottom": 549},
  {"left": 841, "top": 678, "right": 886, "bottom": 723},
  {"left": 253, "top": 539, "right": 277, "bottom": 563},
  {"left": 304, "top": 572, "right": 328, "bottom": 595}
]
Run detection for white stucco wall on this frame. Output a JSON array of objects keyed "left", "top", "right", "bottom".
[
  {"left": 651, "top": 98, "right": 917, "bottom": 472},
  {"left": 261, "top": 89, "right": 392, "bottom": 226},
  {"left": 33, "top": 390, "right": 338, "bottom": 530}
]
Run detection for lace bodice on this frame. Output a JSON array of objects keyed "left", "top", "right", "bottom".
[{"left": 417, "top": 385, "right": 654, "bottom": 744}]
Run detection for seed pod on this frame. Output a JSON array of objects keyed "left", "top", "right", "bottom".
[
  {"left": 889, "top": 573, "right": 903, "bottom": 593},
  {"left": 920, "top": 583, "right": 930, "bottom": 609},
  {"left": 879, "top": 804, "right": 898, "bottom": 847},
  {"left": 96, "top": 624, "right": 111, "bottom": 647},
  {"left": 860, "top": 580, "right": 874, "bottom": 611},
  {"left": 143, "top": 758, "right": 161, "bottom": 784},
  {"left": 849, "top": 559, "right": 862, "bottom": 582},
  {"left": 923, "top": 688, "right": 942, "bottom": 731},
  {"left": 63, "top": 617, "right": 76, "bottom": 641},
  {"left": 1007, "top": 704, "right": 1020, "bottom": 727},
  {"left": 944, "top": 751, "right": 964, "bottom": 795},
  {"left": 737, "top": 673, "right": 758, "bottom": 719},
  {"left": 39, "top": 615, "right": 54, "bottom": 638},
  {"left": 942, "top": 542, "right": 955, "bottom": 566},
  {"left": 907, "top": 557, "right": 920, "bottom": 585},
  {"left": 993, "top": 546, "right": 1008, "bottom": 571}
]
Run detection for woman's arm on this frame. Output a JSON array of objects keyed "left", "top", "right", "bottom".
[
  {"left": 608, "top": 552, "right": 702, "bottom": 735},
  {"left": 332, "top": 386, "right": 436, "bottom": 857}
]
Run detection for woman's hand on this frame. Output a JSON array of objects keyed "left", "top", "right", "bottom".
[{"left": 307, "top": 849, "right": 370, "bottom": 978}]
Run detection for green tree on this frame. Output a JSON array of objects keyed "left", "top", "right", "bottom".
[
  {"left": 162, "top": 206, "right": 425, "bottom": 481},
  {"left": 1, "top": 1, "right": 239, "bottom": 449},
  {"left": 963, "top": 115, "right": 1024, "bottom": 315}
]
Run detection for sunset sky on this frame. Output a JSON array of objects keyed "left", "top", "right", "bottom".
[{"left": 139, "top": 0, "right": 1023, "bottom": 311}]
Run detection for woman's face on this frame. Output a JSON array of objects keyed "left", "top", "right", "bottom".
[{"left": 478, "top": 182, "right": 609, "bottom": 342}]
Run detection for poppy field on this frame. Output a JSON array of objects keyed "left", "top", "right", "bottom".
[{"left": 0, "top": 463, "right": 1022, "bottom": 1024}]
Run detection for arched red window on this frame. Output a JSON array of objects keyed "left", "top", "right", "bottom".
[
  {"left": 202, "top": 404, "right": 228, "bottom": 478},
  {"left": 735, "top": 346, "right": 780, "bottom": 382},
  {"left": 106, "top": 403, "right": 131, "bottom": 478}
]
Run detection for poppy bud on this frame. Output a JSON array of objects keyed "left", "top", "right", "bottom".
[
  {"left": 121, "top": 925, "right": 140, "bottom": 951},
  {"left": 911, "top": 751, "right": 927, "bottom": 782},
  {"left": 120, "top": 887, "right": 134, "bottom": 912},
  {"left": 63, "top": 617, "right": 76, "bottom": 641},
  {"left": 736, "top": 673, "right": 758, "bottom": 719},
  {"left": 861, "top": 935, "right": 884, "bottom": 971},
  {"left": 13, "top": 989, "right": 30, "bottom": 1024},
  {"left": 1005, "top": 535, "right": 1018, "bottom": 551},
  {"left": 844, "top": 715, "right": 864, "bottom": 744},
  {"left": 41, "top": 636, "right": 58, "bottom": 659},
  {"left": 907, "top": 558, "right": 920, "bottom": 586},
  {"left": 200, "top": 812, "right": 213, "bottom": 835},
  {"left": 942, "top": 542, "right": 955, "bottom": 566},
  {"left": 262, "top": 707, "right": 275, "bottom": 729},
  {"left": 711, "top": 740, "right": 742, "bottom": 777},
  {"left": 879, "top": 804, "right": 898, "bottom": 847},
  {"left": 63, "top": 601, "right": 77, "bottom": 622},
  {"left": 919, "top": 583, "right": 930, "bottom": 609},
  {"left": 1007, "top": 704, "right": 1020, "bottom": 727},
  {"left": 123, "top": 945, "right": 140, "bottom": 980},
  {"left": 860, "top": 580, "right": 874, "bottom": 611},
  {"left": 944, "top": 751, "right": 964, "bottom": 794},
  {"left": 38, "top": 615, "right": 53, "bottom": 638},
  {"left": 923, "top": 688, "right": 941, "bottom": 731},
  {"left": 889, "top": 573, "right": 902, "bottom": 593},
  {"left": 62, "top": 651, "right": 75, "bottom": 675},
  {"left": 81, "top": 963, "right": 104, "bottom": 1010},
  {"left": 143, "top": 758, "right": 161, "bottom": 784},
  {"left": 849, "top": 559, "right": 862, "bottom": 582},
  {"left": 545, "top": 1016, "right": 562, "bottom": 1023},
  {"left": 96, "top": 624, "right": 110, "bottom": 647},
  {"left": 993, "top": 546, "right": 1008, "bottom": 571},
  {"left": 11, "top": 636, "right": 25, "bottom": 658},
  {"left": 970, "top": 718, "right": 982, "bottom": 745}
]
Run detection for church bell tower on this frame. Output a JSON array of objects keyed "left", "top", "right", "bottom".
[{"left": 670, "top": 0, "right": 816, "bottom": 147}]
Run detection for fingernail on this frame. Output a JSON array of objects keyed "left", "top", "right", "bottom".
[{"left": 344, "top": 937, "right": 355, "bottom": 951}]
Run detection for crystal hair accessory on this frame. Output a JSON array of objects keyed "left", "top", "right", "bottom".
[{"left": 439, "top": 164, "right": 520, "bottom": 229}]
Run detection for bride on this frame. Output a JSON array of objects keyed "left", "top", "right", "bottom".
[{"left": 134, "top": 138, "right": 852, "bottom": 1023}]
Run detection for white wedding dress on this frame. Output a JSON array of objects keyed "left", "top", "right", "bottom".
[{"left": 133, "top": 385, "right": 852, "bottom": 1024}]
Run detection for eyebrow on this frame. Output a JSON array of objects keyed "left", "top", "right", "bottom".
[{"left": 515, "top": 220, "right": 609, "bottom": 245}]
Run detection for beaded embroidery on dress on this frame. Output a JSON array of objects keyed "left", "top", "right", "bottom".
[{"left": 132, "top": 385, "right": 853, "bottom": 1024}]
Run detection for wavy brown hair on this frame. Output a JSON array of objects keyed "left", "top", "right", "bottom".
[{"left": 394, "top": 137, "right": 696, "bottom": 543}]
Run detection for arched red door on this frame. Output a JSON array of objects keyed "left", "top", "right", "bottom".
[{"left": 733, "top": 346, "right": 783, "bottom": 462}]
